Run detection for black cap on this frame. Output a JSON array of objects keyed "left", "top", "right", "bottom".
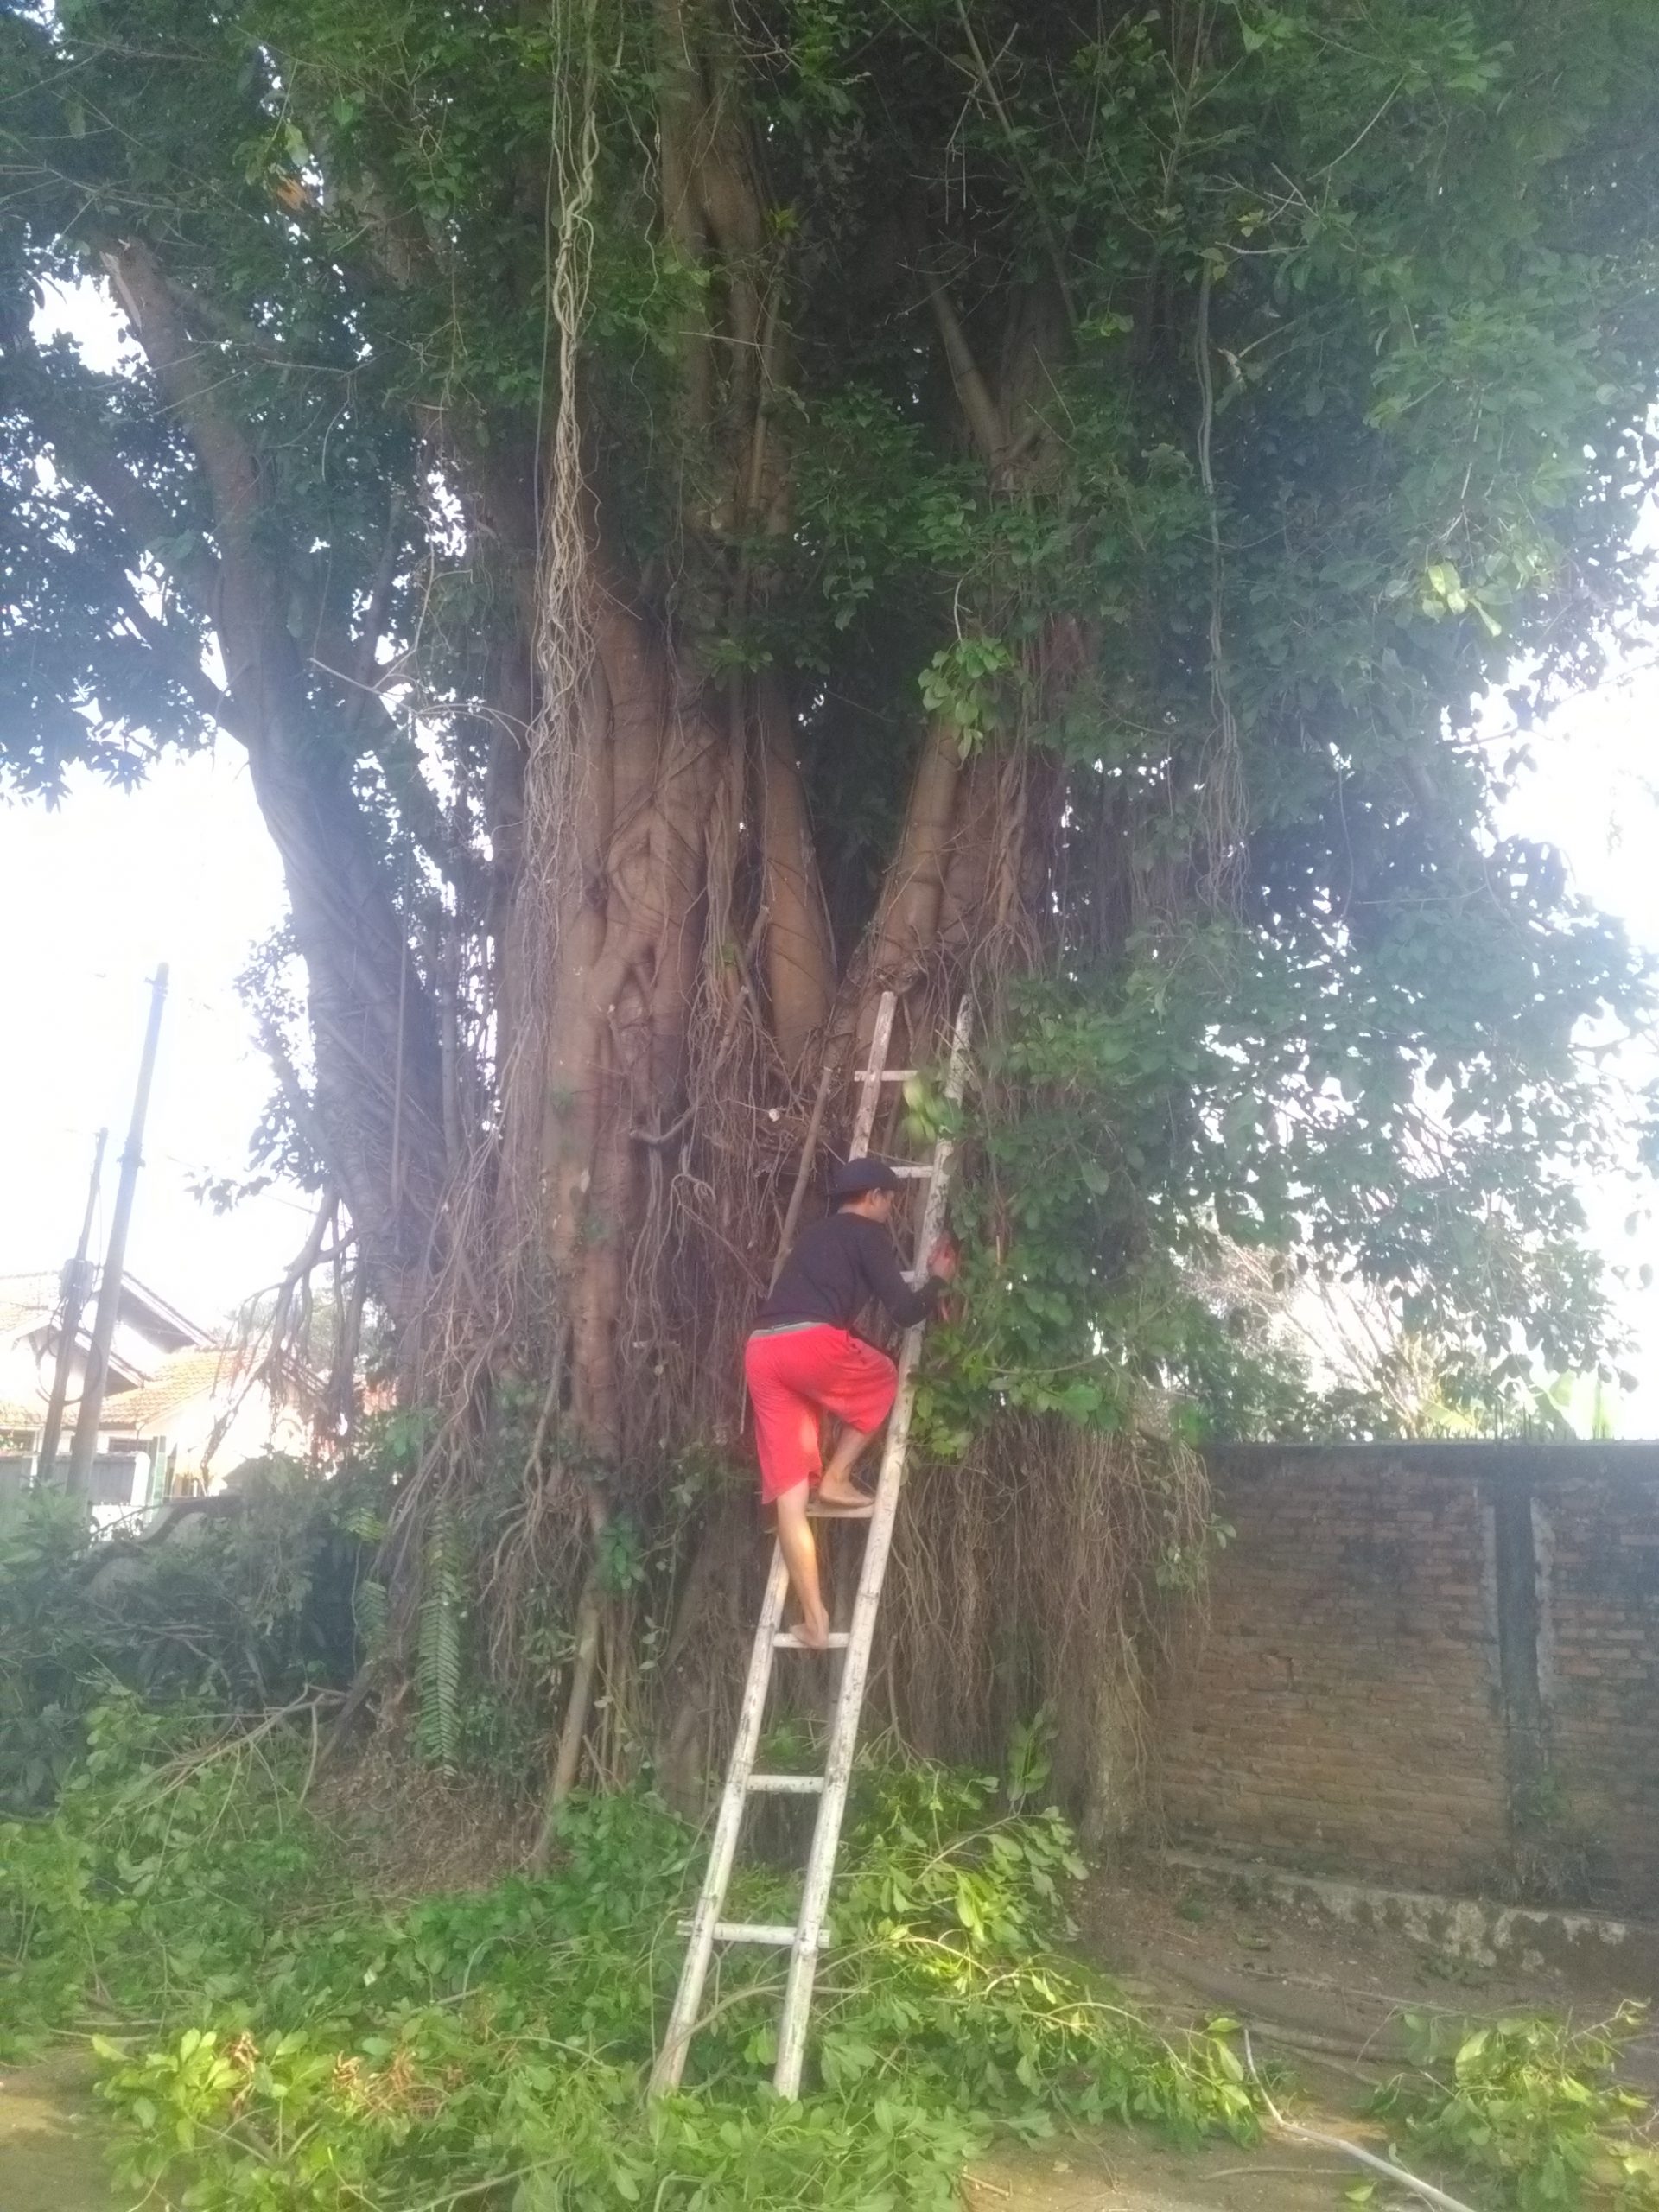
[{"left": 828, "top": 1156, "right": 902, "bottom": 1201}]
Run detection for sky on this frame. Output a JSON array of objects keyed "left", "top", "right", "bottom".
[
  {"left": 0, "top": 748, "right": 315, "bottom": 1330},
  {"left": 0, "top": 285, "right": 316, "bottom": 1332},
  {"left": 1495, "top": 653, "right": 1659, "bottom": 1429}
]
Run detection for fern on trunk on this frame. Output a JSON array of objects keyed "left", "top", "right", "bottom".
[{"left": 415, "top": 1510, "right": 462, "bottom": 1773}]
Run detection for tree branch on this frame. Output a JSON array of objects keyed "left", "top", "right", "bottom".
[
  {"left": 951, "top": 1, "right": 1077, "bottom": 336},
  {"left": 22, "top": 353, "right": 222, "bottom": 617},
  {"left": 367, "top": 722, "right": 491, "bottom": 914},
  {"left": 100, "top": 238, "right": 261, "bottom": 571},
  {"left": 118, "top": 588, "right": 245, "bottom": 736},
  {"left": 255, "top": 1012, "right": 332, "bottom": 1178},
  {"left": 918, "top": 261, "right": 1010, "bottom": 475},
  {"left": 347, "top": 494, "right": 404, "bottom": 731}
]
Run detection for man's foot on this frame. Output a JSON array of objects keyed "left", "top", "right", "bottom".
[
  {"left": 809, "top": 1480, "right": 874, "bottom": 1517},
  {"left": 793, "top": 1602, "right": 832, "bottom": 1650}
]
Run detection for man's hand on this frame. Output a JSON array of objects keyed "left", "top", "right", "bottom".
[{"left": 927, "top": 1232, "right": 959, "bottom": 1283}]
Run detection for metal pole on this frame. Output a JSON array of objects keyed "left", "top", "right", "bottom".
[
  {"left": 65, "top": 967, "right": 169, "bottom": 1501},
  {"left": 35, "top": 1126, "right": 109, "bottom": 1484}
]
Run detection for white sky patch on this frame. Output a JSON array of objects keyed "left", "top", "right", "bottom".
[
  {"left": 0, "top": 749, "right": 312, "bottom": 1330},
  {"left": 1495, "top": 648, "right": 1659, "bottom": 1431},
  {"left": 35, "top": 274, "right": 140, "bottom": 374}
]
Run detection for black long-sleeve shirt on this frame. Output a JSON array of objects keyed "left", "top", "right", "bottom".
[{"left": 754, "top": 1211, "right": 944, "bottom": 1334}]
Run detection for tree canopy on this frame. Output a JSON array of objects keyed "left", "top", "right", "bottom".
[{"left": 5, "top": 0, "right": 1659, "bottom": 1790}]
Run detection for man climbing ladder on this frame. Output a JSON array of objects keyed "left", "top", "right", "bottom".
[
  {"left": 651, "top": 993, "right": 970, "bottom": 2101},
  {"left": 746, "top": 1154, "right": 958, "bottom": 1650}
]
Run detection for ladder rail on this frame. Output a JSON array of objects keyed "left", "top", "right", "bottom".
[
  {"left": 649, "top": 1548, "right": 789, "bottom": 2092},
  {"left": 772, "top": 1310, "right": 920, "bottom": 2092},
  {"left": 847, "top": 991, "right": 898, "bottom": 1162},
  {"left": 651, "top": 990, "right": 970, "bottom": 2101},
  {"left": 771, "top": 995, "right": 972, "bottom": 2096}
]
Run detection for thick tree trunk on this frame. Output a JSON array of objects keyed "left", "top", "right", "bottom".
[
  {"left": 871, "top": 720, "right": 964, "bottom": 983},
  {"left": 526, "top": 1, "right": 1084, "bottom": 1798},
  {"left": 101, "top": 240, "right": 448, "bottom": 1326},
  {"left": 756, "top": 672, "right": 835, "bottom": 1070},
  {"left": 524, "top": 564, "right": 745, "bottom": 1458}
]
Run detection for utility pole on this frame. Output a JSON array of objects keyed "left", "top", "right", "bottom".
[
  {"left": 65, "top": 967, "right": 169, "bottom": 1502},
  {"left": 35, "top": 1125, "right": 109, "bottom": 1484}
]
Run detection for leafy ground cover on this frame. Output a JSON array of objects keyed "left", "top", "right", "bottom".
[
  {"left": 10, "top": 1694, "right": 1659, "bottom": 2209},
  {"left": 1372, "top": 2009, "right": 1659, "bottom": 2210},
  {"left": 7, "top": 1494, "right": 1659, "bottom": 2209},
  {"left": 1, "top": 1698, "right": 1260, "bottom": 2209}
]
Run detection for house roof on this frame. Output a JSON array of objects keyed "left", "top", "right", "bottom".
[
  {"left": 0, "top": 1276, "right": 144, "bottom": 1401},
  {"left": 101, "top": 1346, "right": 248, "bottom": 1434},
  {"left": 0, "top": 1273, "right": 65, "bottom": 1338},
  {"left": 112, "top": 1279, "right": 210, "bottom": 1352},
  {"left": 0, "top": 1272, "right": 210, "bottom": 1354},
  {"left": 0, "top": 1273, "right": 219, "bottom": 1425}
]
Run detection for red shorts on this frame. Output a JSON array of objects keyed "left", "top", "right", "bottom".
[{"left": 743, "top": 1325, "right": 898, "bottom": 1503}]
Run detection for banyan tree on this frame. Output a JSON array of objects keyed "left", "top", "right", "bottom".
[{"left": 4, "top": 0, "right": 1657, "bottom": 1814}]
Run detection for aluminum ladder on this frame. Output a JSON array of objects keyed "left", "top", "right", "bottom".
[{"left": 650, "top": 990, "right": 972, "bottom": 2100}]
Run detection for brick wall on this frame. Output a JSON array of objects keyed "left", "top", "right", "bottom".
[
  {"left": 1537, "top": 1470, "right": 1659, "bottom": 1904},
  {"left": 1157, "top": 1444, "right": 1659, "bottom": 1910}
]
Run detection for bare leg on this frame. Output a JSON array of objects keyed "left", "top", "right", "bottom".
[
  {"left": 774, "top": 1483, "right": 830, "bottom": 1649},
  {"left": 817, "top": 1421, "right": 881, "bottom": 1505}
]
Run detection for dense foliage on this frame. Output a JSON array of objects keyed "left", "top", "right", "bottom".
[
  {"left": 2, "top": 1699, "right": 1260, "bottom": 2209},
  {"left": 6, "top": 1510, "right": 1659, "bottom": 2210},
  {"left": 0, "top": 1471, "right": 374, "bottom": 1815}
]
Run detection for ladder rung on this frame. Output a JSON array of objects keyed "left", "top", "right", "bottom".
[
  {"left": 773, "top": 1628, "right": 851, "bottom": 1648},
  {"left": 683, "top": 1921, "right": 828, "bottom": 1948},
  {"left": 853, "top": 1067, "right": 918, "bottom": 1083},
  {"left": 747, "top": 1773, "right": 825, "bottom": 1795},
  {"left": 889, "top": 1161, "right": 932, "bottom": 1178}
]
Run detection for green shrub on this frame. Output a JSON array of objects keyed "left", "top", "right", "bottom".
[
  {"left": 0, "top": 1464, "right": 383, "bottom": 1815},
  {"left": 0, "top": 1694, "right": 321, "bottom": 2053}
]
